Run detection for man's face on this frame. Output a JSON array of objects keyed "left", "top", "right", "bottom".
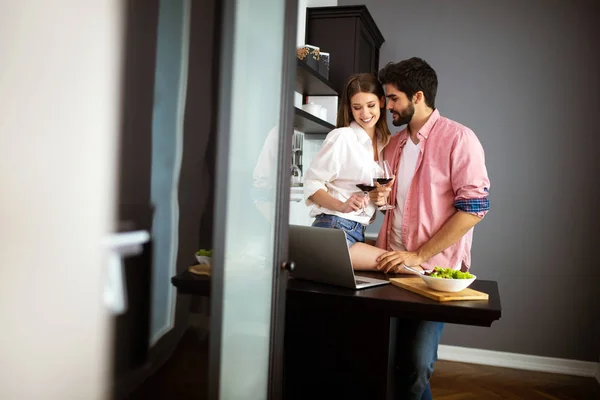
[{"left": 384, "top": 84, "right": 414, "bottom": 127}]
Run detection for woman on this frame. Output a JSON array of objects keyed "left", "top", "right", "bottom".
[{"left": 303, "top": 73, "right": 392, "bottom": 270}]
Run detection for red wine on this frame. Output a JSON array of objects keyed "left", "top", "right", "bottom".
[
  {"left": 356, "top": 183, "right": 375, "bottom": 192},
  {"left": 376, "top": 178, "right": 392, "bottom": 185}
]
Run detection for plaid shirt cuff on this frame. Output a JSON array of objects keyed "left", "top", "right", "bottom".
[{"left": 454, "top": 197, "right": 490, "bottom": 214}]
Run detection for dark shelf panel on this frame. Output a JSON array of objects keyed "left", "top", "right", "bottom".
[
  {"left": 294, "top": 107, "right": 335, "bottom": 135},
  {"left": 295, "top": 60, "right": 338, "bottom": 96},
  {"left": 171, "top": 270, "right": 210, "bottom": 296}
]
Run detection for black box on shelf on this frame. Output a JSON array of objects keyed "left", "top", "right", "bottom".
[
  {"left": 318, "top": 52, "right": 330, "bottom": 80},
  {"left": 296, "top": 44, "right": 320, "bottom": 71}
]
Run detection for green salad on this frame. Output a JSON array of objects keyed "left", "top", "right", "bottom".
[
  {"left": 196, "top": 249, "right": 213, "bottom": 257},
  {"left": 429, "top": 266, "right": 473, "bottom": 279}
]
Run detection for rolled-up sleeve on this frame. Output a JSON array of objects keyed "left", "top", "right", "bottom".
[
  {"left": 303, "top": 136, "right": 342, "bottom": 206},
  {"left": 450, "top": 128, "right": 490, "bottom": 218}
]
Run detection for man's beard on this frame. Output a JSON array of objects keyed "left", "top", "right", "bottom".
[{"left": 391, "top": 102, "right": 414, "bottom": 126}]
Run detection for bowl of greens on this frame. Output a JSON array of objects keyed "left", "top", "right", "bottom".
[
  {"left": 195, "top": 249, "right": 213, "bottom": 265},
  {"left": 420, "top": 266, "right": 476, "bottom": 292}
]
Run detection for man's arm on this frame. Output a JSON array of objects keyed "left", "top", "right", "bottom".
[
  {"left": 415, "top": 210, "right": 481, "bottom": 262},
  {"left": 377, "top": 128, "right": 490, "bottom": 273},
  {"left": 416, "top": 128, "right": 489, "bottom": 263},
  {"left": 376, "top": 211, "right": 481, "bottom": 272}
]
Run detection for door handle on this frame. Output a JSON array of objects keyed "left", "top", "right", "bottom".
[
  {"left": 102, "top": 230, "right": 150, "bottom": 315},
  {"left": 281, "top": 261, "right": 295, "bottom": 271}
]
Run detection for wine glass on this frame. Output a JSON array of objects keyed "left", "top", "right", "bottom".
[
  {"left": 355, "top": 166, "right": 377, "bottom": 216},
  {"left": 376, "top": 160, "right": 394, "bottom": 210}
]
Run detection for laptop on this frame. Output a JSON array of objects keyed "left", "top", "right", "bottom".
[{"left": 288, "top": 224, "right": 390, "bottom": 290}]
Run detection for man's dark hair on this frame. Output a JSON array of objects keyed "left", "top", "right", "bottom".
[{"left": 378, "top": 57, "right": 438, "bottom": 109}]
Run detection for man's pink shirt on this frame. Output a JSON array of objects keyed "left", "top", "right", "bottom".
[{"left": 375, "top": 109, "right": 490, "bottom": 271}]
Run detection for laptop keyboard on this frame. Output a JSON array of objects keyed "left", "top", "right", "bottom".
[{"left": 355, "top": 279, "right": 370, "bottom": 285}]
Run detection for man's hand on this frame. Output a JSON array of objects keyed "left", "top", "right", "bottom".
[
  {"left": 369, "top": 175, "right": 394, "bottom": 206},
  {"left": 336, "top": 193, "right": 367, "bottom": 213},
  {"left": 376, "top": 250, "right": 424, "bottom": 274}
]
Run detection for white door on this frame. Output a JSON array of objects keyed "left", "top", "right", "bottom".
[{"left": 0, "top": 1, "right": 124, "bottom": 399}]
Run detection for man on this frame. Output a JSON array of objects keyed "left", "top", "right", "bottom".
[{"left": 375, "top": 57, "right": 490, "bottom": 400}]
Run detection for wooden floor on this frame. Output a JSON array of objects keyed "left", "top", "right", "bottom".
[
  {"left": 127, "top": 329, "right": 600, "bottom": 400},
  {"left": 431, "top": 361, "right": 600, "bottom": 400}
]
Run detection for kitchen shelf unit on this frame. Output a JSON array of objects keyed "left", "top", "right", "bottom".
[{"left": 294, "top": 59, "right": 338, "bottom": 136}]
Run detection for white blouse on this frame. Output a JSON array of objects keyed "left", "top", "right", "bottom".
[{"left": 303, "top": 121, "right": 386, "bottom": 226}]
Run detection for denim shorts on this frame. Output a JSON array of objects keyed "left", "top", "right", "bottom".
[{"left": 312, "top": 214, "right": 365, "bottom": 248}]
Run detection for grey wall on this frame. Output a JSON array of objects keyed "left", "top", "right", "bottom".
[{"left": 342, "top": 0, "right": 600, "bottom": 362}]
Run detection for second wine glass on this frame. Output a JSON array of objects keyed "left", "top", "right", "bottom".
[{"left": 376, "top": 160, "right": 394, "bottom": 210}]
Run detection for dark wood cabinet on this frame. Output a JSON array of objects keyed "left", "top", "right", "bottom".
[{"left": 305, "top": 5, "right": 385, "bottom": 96}]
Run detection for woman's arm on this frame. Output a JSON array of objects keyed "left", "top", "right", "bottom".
[
  {"left": 309, "top": 189, "right": 366, "bottom": 214},
  {"left": 303, "top": 135, "right": 341, "bottom": 206},
  {"left": 304, "top": 130, "right": 367, "bottom": 213}
]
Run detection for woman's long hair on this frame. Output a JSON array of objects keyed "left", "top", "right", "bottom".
[{"left": 336, "top": 73, "right": 391, "bottom": 144}]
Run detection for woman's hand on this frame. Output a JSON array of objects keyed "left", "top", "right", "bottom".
[{"left": 336, "top": 193, "right": 368, "bottom": 213}]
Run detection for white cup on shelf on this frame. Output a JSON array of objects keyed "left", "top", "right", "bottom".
[
  {"left": 319, "top": 107, "right": 328, "bottom": 121},
  {"left": 301, "top": 103, "right": 321, "bottom": 117}
]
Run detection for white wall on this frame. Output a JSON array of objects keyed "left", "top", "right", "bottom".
[
  {"left": 291, "top": 0, "right": 338, "bottom": 226},
  {"left": 297, "top": 0, "right": 338, "bottom": 46},
  {"left": 0, "top": 1, "right": 123, "bottom": 399}
]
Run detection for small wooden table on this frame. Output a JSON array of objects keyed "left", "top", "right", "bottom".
[{"left": 171, "top": 270, "right": 502, "bottom": 399}]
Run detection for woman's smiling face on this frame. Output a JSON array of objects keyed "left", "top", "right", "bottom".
[{"left": 350, "top": 92, "right": 383, "bottom": 132}]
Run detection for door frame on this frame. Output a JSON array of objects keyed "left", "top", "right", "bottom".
[
  {"left": 207, "top": 0, "right": 298, "bottom": 398},
  {"left": 205, "top": 0, "right": 231, "bottom": 397},
  {"left": 267, "top": 0, "right": 298, "bottom": 397}
]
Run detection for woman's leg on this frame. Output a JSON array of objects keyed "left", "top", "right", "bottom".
[
  {"left": 311, "top": 214, "right": 386, "bottom": 271},
  {"left": 349, "top": 242, "right": 387, "bottom": 270}
]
